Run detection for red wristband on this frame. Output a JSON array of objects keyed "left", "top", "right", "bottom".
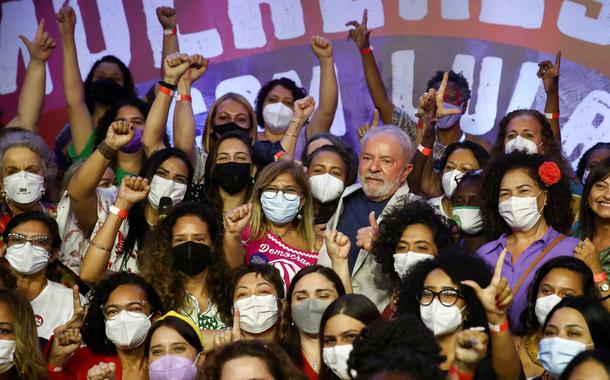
[
  {"left": 449, "top": 365, "right": 474, "bottom": 380},
  {"left": 159, "top": 85, "right": 174, "bottom": 97},
  {"left": 488, "top": 319, "right": 509, "bottom": 333},
  {"left": 418, "top": 144, "right": 432, "bottom": 157},
  {"left": 109, "top": 205, "right": 128, "bottom": 220},
  {"left": 164, "top": 26, "right": 177, "bottom": 36},
  {"left": 176, "top": 94, "right": 192, "bottom": 103},
  {"left": 360, "top": 46, "right": 373, "bottom": 55},
  {"left": 274, "top": 151, "right": 287, "bottom": 161},
  {"left": 594, "top": 272, "right": 608, "bottom": 283},
  {"left": 544, "top": 112, "right": 560, "bottom": 120}
]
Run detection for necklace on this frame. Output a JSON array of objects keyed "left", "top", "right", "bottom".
[
  {"left": 525, "top": 332, "right": 542, "bottom": 367},
  {"left": 269, "top": 226, "right": 293, "bottom": 240}
]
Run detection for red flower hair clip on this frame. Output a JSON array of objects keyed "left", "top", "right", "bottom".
[{"left": 538, "top": 161, "right": 561, "bottom": 186}]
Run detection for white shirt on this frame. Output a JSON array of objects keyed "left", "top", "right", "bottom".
[{"left": 30, "top": 280, "right": 87, "bottom": 340}]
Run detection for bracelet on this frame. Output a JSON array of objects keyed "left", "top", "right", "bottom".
[
  {"left": 274, "top": 151, "right": 287, "bottom": 161},
  {"left": 417, "top": 119, "right": 424, "bottom": 129},
  {"left": 284, "top": 132, "right": 299, "bottom": 138},
  {"left": 163, "top": 26, "right": 177, "bottom": 35},
  {"left": 544, "top": 112, "right": 560, "bottom": 120},
  {"left": 158, "top": 85, "right": 174, "bottom": 97},
  {"left": 418, "top": 144, "right": 432, "bottom": 157},
  {"left": 289, "top": 120, "right": 303, "bottom": 128},
  {"left": 158, "top": 80, "right": 177, "bottom": 91},
  {"left": 449, "top": 365, "right": 474, "bottom": 380},
  {"left": 97, "top": 141, "right": 118, "bottom": 161},
  {"left": 594, "top": 272, "right": 607, "bottom": 283},
  {"left": 176, "top": 94, "right": 192, "bottom": 102},
  {"left": 109, "top": 205, "right": 129, "bottom": 220},
  {"left": 360, "top": 46, "right": 373, "bottom": 55},
  {"left": 488, "top": 319, "right": 509, "bottom": 333},
  {"left": 89, "top": 240, "right": 111, "bottom": 253}
]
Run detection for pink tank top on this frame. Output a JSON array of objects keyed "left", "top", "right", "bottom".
[{"left": 243, "top": 227, "right": 319, "bottom": 288}]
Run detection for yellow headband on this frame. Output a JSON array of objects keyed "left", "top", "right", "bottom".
[{"left": 156, "top": 310, "right": 204, "bottom": 348}]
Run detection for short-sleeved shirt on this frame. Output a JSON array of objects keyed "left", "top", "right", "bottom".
[
  {"left": 31, "top": 280, "right": 87, "bottom": 340},
  {"left": 335, "top": 190, "right": 388, "bottom": 272},
  {"left": 476, "top": 227, "right": 578, "bottom": 333}
]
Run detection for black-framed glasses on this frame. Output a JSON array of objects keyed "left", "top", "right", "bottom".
[
  {"left": 416, "top": 288, "right": 464, "bottom": 307},
  {"left": 6, "top": 233, "right": 51, "bottom": 249},
  {"left": 262, "top": 189, "right": 302, "bottom": 201},
  {"left": 101, "top": 301, "right": 149, "bottom": 320}
]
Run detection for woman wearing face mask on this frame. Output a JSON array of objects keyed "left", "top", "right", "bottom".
[
  {"left": 144, "top": 311, "right": 206, "bottom": 380},
  {"left": 559, "top": 349, "right": 610, "bottom": 380},
  {"left": 46, "top": 272, "right": 165, "bottom": 379},
  {"left": 451, "top": 171, "right": 490, "bottom": 252},
  {"left": 280, "top": 265, "right": 346, "bottom": 379},
  {"left": 304, "top": 145, "right": 357, "bottom": 228},
  {"left": 536, "top": 296, "right": 610, "bottom": 380},
  {"left": 318, "top": 294, "right": 380, "bottom": 380},
  {"left": 428, "top": 141, "right": 490, "bottom": 219},
  {"left": 2, "top": 211, "right": 87, "bottom": 343},
  {"left": 202, "top": 133, "right": 258, "bottom": 218},
  {"left": 516, "top": 257, "right": 601, "bottom": 379},
  {"left": 138, "top": 202, "right": 228, "bottom": 334},
  {"left": 477, "top": 151, "right": 578, "bottom": 333},
  {"left": 223, "top": 161, "right": 320, "bottom": 288},
  {"left": 80, "top": 148, "right": 193, "bottom": 285},
  {"left": 0, "top": 289, "right": 47, "bottom": 380},
  {"left": 372, "top": 199, "right": 452, "bottom": 319},
  {"left": 0, "top": 130, "right": 58, "bottom": 250},
  {"left": 575, "top": 143, "right": 610, "bottom": 185}
]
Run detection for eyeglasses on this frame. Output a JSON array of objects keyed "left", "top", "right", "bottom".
[
  {"left": 102, "top": 301, "right": 149, "bottom": 320},
  {"left": 6, "top": 233, "right": 51, "bottom": 249},
  {"left": 262, "top": 188, "right": 302, "bottom": 201},
  {"left": 416, "top": 288, "right": 463, "bottom": 307}
]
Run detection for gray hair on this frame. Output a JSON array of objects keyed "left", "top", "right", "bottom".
[
  {"left": 360, "top": 124, "right": 414, "bottom": 160},
  {"left": 0, "top": 129, "right": 57, "bottom": 184}
]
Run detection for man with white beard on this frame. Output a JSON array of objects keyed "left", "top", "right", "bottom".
[{"left": 318, "top": 125, "right": 416, "bottom": 309}]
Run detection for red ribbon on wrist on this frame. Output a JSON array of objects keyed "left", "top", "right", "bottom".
[{"left": 360, "top": 46, "right": 373, "bottom": 55}]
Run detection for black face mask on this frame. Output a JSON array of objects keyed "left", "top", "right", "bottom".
[
  {"left": 213, "top": 162, "right": 252, "bottom": 195},
  {"left": 91, "top": 78, "right": 125, "bottom": 105},
  {"left": 212, "top": 122, "right": 250, "bottom": 140},
  {"left": 172, "top": 241, "right": 212, "bottom": 276}
]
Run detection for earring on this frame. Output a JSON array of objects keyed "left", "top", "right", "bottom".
[
  {"left": 251, "top": 177, "right": 255, "bottom": 184},
  {"left": 296, "top": 214, "right": 302, "bottom": 220}
]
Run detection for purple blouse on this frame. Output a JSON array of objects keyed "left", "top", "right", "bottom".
[{"left": 476, "top": 227, "right": 578, "bottom": 333}]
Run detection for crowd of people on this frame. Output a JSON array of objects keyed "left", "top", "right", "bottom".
[{"left": 0, "top": 5, "right": 609, "bottom": 380}]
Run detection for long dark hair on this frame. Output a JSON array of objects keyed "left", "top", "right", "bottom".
[
  {"left": 280, "top": 265, "right": 346, "bottom": 368},
  {"left": 575, "top": 142, "right": 610, "bottom": 182},
  {"left": 119, "top": 148, "right": 194, "bottom": 270},
  {"left": 144, "top": 314, "right": 203, "bottom": 355},
  {"left": 318, "top": 294, "right": 381, "bottom": 380},
  {"left": 577, "top": 156, "right": 610, "bottom": 240},
  {"left": 84, "top": 55, "right": 136, "bottom": 113}
]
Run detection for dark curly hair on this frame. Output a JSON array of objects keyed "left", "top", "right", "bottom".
[
  {"left": 520, "top": 256, "right": 598, "bottom": 336},
  {"left": 395, "top": 248, "right": 493, "bottom": 333},
  {"left": 373, "top": 199, "right": 453, "bottom": 286},
  {"left": 479, "top": 151, "right": 573, "bottom": 237},
  {"left": 559, "top": 349, "right": 610, "bottom": 380},
  {"left": 438, "top": 141, "right": 490, "bottom": 172},
  {"left": 137, "top": 201, "right": 229, "bottom": 324},
  {"left": 347, "top": 315, "right": 445, "bottom": 380},
  {"left": 81, "top": 272, "right": 165, "bottom": 355},
  {"left": 577, "top": 156, "right": 610, "bottom": 240},
  {"left": 84, "top": 55, "right": 136, "bottom": 113},
  {"left": 93, "top": 97, "right": 155, "bottom": 147},
  {"left": 575, "top": 142, "right": 610, "bottom": 182},
  {"left": 255, "top": 78, "right": 307, "bottom": 127},
  {"left": 426, "top": 70, "right": 471, "bottom": 103}
]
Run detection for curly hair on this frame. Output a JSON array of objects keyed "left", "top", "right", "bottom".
[
  {"left": 137, "top": 201, "right": 229, "bottom": 324},
  {"left": 373, "top": 199, "right": 453, "bottom": 286},
  {"left": 83, "top": 55, "right": 136, "bottom": 113},
  {"left": 577, "top": 156, "right": 610, "bottom": 240},
  {"left": 347, "top": 315, "right": 445, "bottom": 380},
  {"left": 81, "top": 272, "right": 165, "bottom": 355},
  {"left": 438, "top": 141, "right": 490, "bottom": 172},
  {"left": 426, "top": 70, "right": 471, "bottom": 103},
  {"left": 520, "top": 256, "right": 598, "bottom": 336},
  {"left": 575, "top": 142, "right": 610, "bottom": 182},
  {"left": 395, "top": 248, "right": 493, "bottom": 333},
  {"left": 255, "top": 78, "right": 307, "bottom": 128},
  {"left": 479, "top": 151, "right": 573, "bottom": 237}
]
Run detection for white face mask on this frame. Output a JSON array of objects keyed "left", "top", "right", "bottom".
[
  {"left": 2, "top": 171, "right": 45, "bottom": 205},
  {"left": 452, "top": 206, "right": 483, "bottom": 235},
  {"left": 5, "top": 242, "right": 49, "bottom": 275},
  {"left": 534, "top": 294, "right": 563, "bottom": 326},
  {"left": 498, "top": 193, "right": 543, "bottom": 232},
  {"left": 308, "top": 173, "right": 344, "bottom": 204},
  {"left": 581, "top": 169, "right": 590, "bottom": 185},
  {"left": 505, "top": 135, "right": 540, "bottom": 155},
  {"left": 263, "top": 102, "right": 295, "bottom": 134},
  {"left": 234, "top": 294, "right": 279, "bottom": 334},
  {"left": 0, "top": 340, "right": 15, "bottom": 374},
  {"left": 393, "top": 251, "right": 434, "bottom": 278},
  {"left": 323, "top": 344, "right": 353, "bottom": 380},
  {"left": 420, "top": 298, "right": 465, "bottom": 337},
  {"left": 147, "top": 175, "right": 187, "bottom": 210},
  {"left": 105, "top": 310, "right": 152, "bottom": 349},
  {"left": 97, "top": 185, "right": 118, "bottom": 199},
  {"left": 442, "top": 169, "right": 463, "bottom": 197},
  {"left": 538, "top": 337, "right": 590, "bottom": 379}
]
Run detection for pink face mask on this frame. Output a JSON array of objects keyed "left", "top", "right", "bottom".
[{"left": 148, "top": 354, "right": 198, "bottom": 380}]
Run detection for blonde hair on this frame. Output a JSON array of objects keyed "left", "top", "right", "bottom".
[
  {"left": 202, "top": 93, "right": 257, "bottom": 153},
  {"left": 249, "top": 161, "right": 316, "bottom": 251}
]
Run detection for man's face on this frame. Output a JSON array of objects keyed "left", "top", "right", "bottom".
[{"left": 358, "top": 133, "right": 412, "bottom": 202}]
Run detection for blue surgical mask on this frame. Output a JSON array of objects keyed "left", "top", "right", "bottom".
[
  {"left": 538, "top": 337, "right": 590, "bottom": 379},
  {"left": 260, "top": 191, "right": 302, "bottom": 225},
  {"left": 436, "top": 102, "right": 463, "bottom": 129}
]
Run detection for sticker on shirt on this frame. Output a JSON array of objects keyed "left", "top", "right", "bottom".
[
  {"left": 34, "top": 314, "right": 43, "bottom": 327},
  {"left": 250, "top": 253, "right": 269, "bottom": 265}
]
